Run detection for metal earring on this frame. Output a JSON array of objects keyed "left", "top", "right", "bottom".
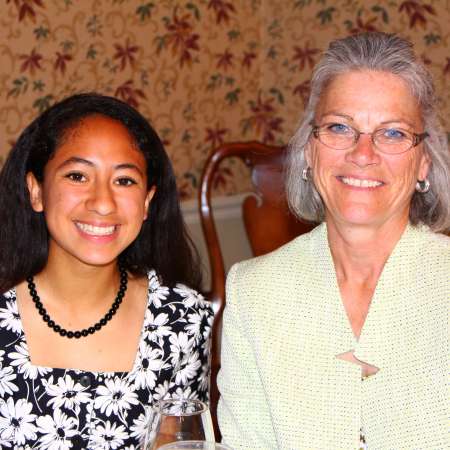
[
  {"left": 415, "top": 178, "right": 430, "bottom": 193},
  {"left": 302, "top": 167, "right": 310, "bottom": 181}
]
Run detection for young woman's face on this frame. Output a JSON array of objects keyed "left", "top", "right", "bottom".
[{"left": 27, "top": 114, "right": 155, "bottom": 268}]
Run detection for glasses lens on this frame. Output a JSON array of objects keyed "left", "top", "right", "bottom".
[
  {"left": 373, "top": 128, "right": 414, "bottom": 154},
  {"left": 316, "top": 128, "right": 355, "bottom": 150}
]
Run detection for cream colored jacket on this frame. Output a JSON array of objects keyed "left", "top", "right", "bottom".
[{"left": 217, "top": 223, "right": 449, "bottom": 450}]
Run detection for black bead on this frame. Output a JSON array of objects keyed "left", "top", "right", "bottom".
[
  {"left": 54, "top": 325, "right": 61, "bottom": 333},
  {"left": 94, "top": 323, "right": 102, "bottom": 331},
  {"left": 105, "top": 312, "right": 113, "bottom": 321},
  {"left": 99, "top": 318, "right": 107, "bottom": 326},
  {"left": 74, "top": 331, "right": 82, "bottom": 339},
  {"left": 67, "top": 331, "right": 74, "bottom": 338},
  {"left": 48, "top": 320, "right": 55, "bottom": 328},
  {"left": 81, "top": 330, "right": 89, "bottom": 337},
  {"left": 88, "top": 327, "right": 96, "bottom": 334},
  {"left": 43, "top": 314, "right": 50, "bottom": 322},
  {"left": 60, "top": 329, "right": 67, "bottom": 337}
]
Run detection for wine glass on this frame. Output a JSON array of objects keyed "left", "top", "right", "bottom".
[
  {"left": 144, "top": 398, "right": 215, "bottom": 450},
  {"left": 158, "top": 441, "right": 232, "bottom": 450}
]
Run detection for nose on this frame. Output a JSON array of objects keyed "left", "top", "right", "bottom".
[
  {"left": 345, "top": 132, "right": 381, "bottom": 167},
  {"left": 86, "top": 182, "right": 116, "bottom": 215}
]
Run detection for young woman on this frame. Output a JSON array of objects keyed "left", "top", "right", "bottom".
[{"left": 0, "top": 93, "right": 213, "bottom": 449}]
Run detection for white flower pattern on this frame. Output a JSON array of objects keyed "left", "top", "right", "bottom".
[
  {"left": 89, "top": 420, "right": 128, "bottom": 449},
  {"left": 173, "top": 284, "right": 206, "bottom": 309},
  {"left": 94, "top": 378, "right": 139, "bottom": 417},
  {"left": 0, "top": 397, "right": 38, "bottom": 445},
  {"left": 0, "top": 299, "right": 22, "bottom": 335},
  {"left": 131, "top": 343, "right": 164, "bottom": 390},
  {"left": 0, "top": 270, "right": 213, "bottom": 449},
  {"left": 143, "top": 311, "right": 172, "bottom": 343},
  {"left": 36, "top": 408, "right": 78, "bottom": 449},
  {"left": 45, "top": 374, "right": 91, "bottom": 414},
  {"left": 9, "top": 341, "right": 51, "bottom": 380},
  {"left": 0, "top": 356, "right": 18, "bottom": 396}
]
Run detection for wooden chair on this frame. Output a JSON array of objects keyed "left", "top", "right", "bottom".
[{"left": 198, "top": 141, "right": 315, "bottom": 438}]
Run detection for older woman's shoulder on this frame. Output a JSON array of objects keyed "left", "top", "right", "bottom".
[
  {"left": 228, "top": 224, "right": 324, "bottom": 283},
  {"left": 427, "top": 231, "right": 450, "bottom": 252},
  {"left": 399, "top": 226, "right": 450, "bottom": 286},
  {"left": 411, "top": 224, "right": 450, "bottom": 255}
]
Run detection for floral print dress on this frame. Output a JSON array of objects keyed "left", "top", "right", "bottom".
[{"left": 0, "top": 271, "right": 213, "bottom": 450}]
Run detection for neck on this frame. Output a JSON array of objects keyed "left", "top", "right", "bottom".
[
  {"left": 326, "top": 217, "right": 408, "bottom": 285},
  {"left": 35, "top": 252, "right": 120, "bottom": 307}
]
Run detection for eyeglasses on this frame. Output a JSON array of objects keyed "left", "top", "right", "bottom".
[{"left": 312, "top": 123, "right": 428, "bottom": 155}]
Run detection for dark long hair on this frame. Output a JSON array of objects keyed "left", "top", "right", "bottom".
[{"left": 0, "top": 93, "right": 202, "bottom": 292}]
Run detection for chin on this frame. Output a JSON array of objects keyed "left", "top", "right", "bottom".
[
  {"left": 70, "top": 251, "right": 121, "bottom": 268},
  {"left": 330, "top": 205, "right": 381, "bottom": 227}
]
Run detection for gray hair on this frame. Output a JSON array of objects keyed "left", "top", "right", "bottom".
[{"left": 287, "top": 32, "right": 450, "bottom": 233}]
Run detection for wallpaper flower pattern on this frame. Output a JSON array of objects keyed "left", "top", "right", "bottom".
[{"left": 1, "top": 0, "right": 449, "bottom": 200}]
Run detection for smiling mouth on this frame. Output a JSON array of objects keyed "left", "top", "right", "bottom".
[
  {"left": 75, "top": 222, "right": 117, "bottom": 236},
  {"left": 339, "top": 176, "right": 383, "bottom": 188}
]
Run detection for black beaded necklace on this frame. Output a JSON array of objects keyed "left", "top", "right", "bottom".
[{"left": 26, "top": 265, "right": 128, "bottom": 339}]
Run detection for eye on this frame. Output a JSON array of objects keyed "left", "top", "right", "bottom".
[
  {"left": 115, "top": 177, "right": 137, "bottom": 187},
  {"left": 381, "top": 128, "right": 407, "bottom": 140},
  {"left": 326, "top": 123, "right": 352, "bottom": 135},
  {"left": 65, "top": 172, "right": 86, "bottom": 182}
]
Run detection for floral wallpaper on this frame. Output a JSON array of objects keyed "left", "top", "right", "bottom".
[{"left": 1, "top": 0, "right": 449, "bottom": 200}]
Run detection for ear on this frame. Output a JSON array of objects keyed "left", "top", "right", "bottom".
[
  {"left": 26, "top": 172, "right": 44, "bottom": 212},
  {"left": 143, "top": 185, "right": 156, "bottom": 220},
  {"left": 417, "top": 150, "right": 431, "bottom": 182}
]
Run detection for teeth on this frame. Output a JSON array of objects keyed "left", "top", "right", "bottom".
[
  {"left": 341, "top": 177, "right": 382, "bottom": 188},
  {"left": 76, "top": 222, "right": 116, "bottom": 236}
]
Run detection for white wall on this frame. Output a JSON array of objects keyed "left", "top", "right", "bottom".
[{"left": 181, "top": 194, "right": 253, "bottom": 291}]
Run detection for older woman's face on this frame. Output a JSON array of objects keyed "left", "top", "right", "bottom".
[{"left": 306, "top": 70, "right": 430, "bottom": 232}]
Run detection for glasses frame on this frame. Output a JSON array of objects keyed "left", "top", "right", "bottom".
[{"left": 311, "top": 124, "right": 428, "bottom": 155}]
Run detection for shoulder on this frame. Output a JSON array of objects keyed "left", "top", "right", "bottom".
[
  {"left": 0, "top": 288, "right": 24, "bottom": 340},
  {"left": 228, "top": 223, "right": 325, "bottom": 286},
  {"left": 225, "top": 224, "right": 326, "bottom": 320},
  {"left": 145, "top": 270, "right": 213, "bottom": 317},
  {"left": 0, "top": 288, "right": 18, "bottom": 312},
  {"left": 408, "top": 226, "right": 450, "bottom": 292},
  {"left": 404, "top": 225, "right": 450, "bottom": 265},
  {"left": 408, "top": 223, "right": 450, "bottom": 244},
  {"left": 0, "top": 288, "right": 16, "bottom": 301},
  {"left": 423, "top": 228, "right": 450, "bottom": 250}
]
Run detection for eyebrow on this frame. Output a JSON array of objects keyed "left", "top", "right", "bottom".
[
  {"left": 56, "top": 157, "right": 145, "bottom": 176},
  {"left": 320, "top": 112, "right": 353, "bottom": 121}
]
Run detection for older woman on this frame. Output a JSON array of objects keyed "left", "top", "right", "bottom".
[{"left": 217, "top": 32, "right": 449, "bottom": 449}]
